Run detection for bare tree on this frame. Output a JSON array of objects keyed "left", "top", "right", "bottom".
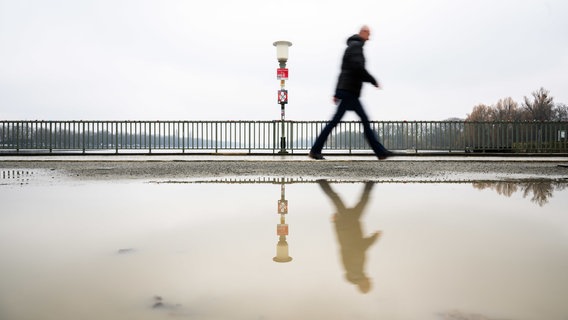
[
  {"left": 552, "top": 103, "right": 568, "bottom": 121},
  {"left": 522, "top": 87, "right": 554, "bottom": 121},
  {"left": 466, "top": 104, "right": 492, "bottom": 121},
  {"left": 491, "top": 97, "right": 521, "bottom": 121}
]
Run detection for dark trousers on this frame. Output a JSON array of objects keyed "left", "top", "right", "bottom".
[{"left": 310, "top": 90, "right": 388, "bottom": 156}]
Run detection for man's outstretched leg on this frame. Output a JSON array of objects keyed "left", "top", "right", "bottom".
[{"left": 354, "top": 102, "right": 392, "bottom": 160}]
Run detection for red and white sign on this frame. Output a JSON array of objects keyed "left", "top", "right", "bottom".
[
  {"left": 276, "top": 68, "right": 289, "bottom": 80},
  {"left": 278, "top": 90, "right": 288, "bottom": 104}
]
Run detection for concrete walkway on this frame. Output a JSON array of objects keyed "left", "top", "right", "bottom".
[{"left": 1, "top": 155, "right": 567, "bottom": 183}]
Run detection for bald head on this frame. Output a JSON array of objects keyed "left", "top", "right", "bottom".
[{"left": 359, "top": 25, "right": 371, "bottom": 41}]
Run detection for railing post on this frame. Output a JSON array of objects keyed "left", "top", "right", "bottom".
[
  {"left": 272, "top": 121, "right": 276, "bottom": 154},
  {"left": 82, "top": 121, "right": 86, "bottom": 154},
  {"left": 215, "top": 121, "right": 219, "bottom": 153},
  {"left": 414, "top": 122, "right": 418, "bottom": 153},
  {"left": 48, "top": 122, "right": 52, "bottom": 153},
  {"left": 248, "top": 122, "right": 252, "bottom": 154},
  {"left": 182, "top": 121, "right": 185, "bottom": 154},
  {"left": 115, "top": 122, "right": 119, "bottom": 154},
  {"left": 449, "top": 122, "right": 453, "bottom": 152},
  {"left": 15, "top": 122, "right": 20, "bottom": 153},
  {"left": 149, "top": 122, "right": 152, "bottom": 154},
  {"left": 288, "top": 121, "right": 294, "bottom": 153}
]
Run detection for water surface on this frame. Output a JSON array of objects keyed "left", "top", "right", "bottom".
[{"left": 1, "top": 175, "right": 567, "bottom": 320}]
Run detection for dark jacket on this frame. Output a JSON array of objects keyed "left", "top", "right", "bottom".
[{"left": 335, "top": 34, "right": 378, "bottom": 97}]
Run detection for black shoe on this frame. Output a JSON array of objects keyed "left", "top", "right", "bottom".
[
  {"left": 378, "top": 151, "right": 393, "bottom": 160},
  {"left": 308, "top": 152, "right": 325, "bottom": 160}
]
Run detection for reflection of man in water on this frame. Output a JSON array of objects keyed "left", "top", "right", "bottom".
[{"left": 318, "top": 180, "right": 381, "bottom": 294}]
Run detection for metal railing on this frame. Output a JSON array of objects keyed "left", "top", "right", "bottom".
[{"left": 1, "top": 120, "right": 567, "bottom": 154}]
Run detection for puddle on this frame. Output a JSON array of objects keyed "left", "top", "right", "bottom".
[
  {"left": 0, "top": 169, "right": 62, "bottom": 186},
  {"left": 1, "top": 178, "right": 567, "bottom": 320}
]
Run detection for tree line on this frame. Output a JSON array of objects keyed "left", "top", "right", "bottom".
[{"left": 465, "top": 87, "right": 568, "bottom": 122}]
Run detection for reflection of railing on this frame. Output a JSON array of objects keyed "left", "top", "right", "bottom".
[
  {"left": 0, "top": 170, "right": 35, "bottom": 185},
  {"left": 1, "top": 120, "right": 567, "bottom": 154},
  {"left": 152, "top": 177, "right": 568, "bottom": 185}
]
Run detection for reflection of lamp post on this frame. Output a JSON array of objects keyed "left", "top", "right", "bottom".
[
  {"left": 274, "top": 178, "right": 292, "bottom": 262},
  {"left": 273, "top": 40, "right": 292, "bottom": 154}
]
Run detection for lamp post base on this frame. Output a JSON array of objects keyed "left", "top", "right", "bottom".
[{"left": 278, "top": 137, "right": 288, "bottom": 154}]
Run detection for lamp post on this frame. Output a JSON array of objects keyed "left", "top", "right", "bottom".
[
  {"left": 273, "top": 178, "right": 292, "bottom": 262},
  {"left": 273, "top": 40, "right": 292, "bottom": 154}
]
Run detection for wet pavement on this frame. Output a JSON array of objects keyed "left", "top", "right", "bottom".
[{"left": 1, "top": 155, "right": 567, "bottom": 183}]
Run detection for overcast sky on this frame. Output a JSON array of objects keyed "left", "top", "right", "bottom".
[{"left": 1, "top": 0, "right": 567, "bottom": 121}]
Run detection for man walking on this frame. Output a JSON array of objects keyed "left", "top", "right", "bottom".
[{"left": 309, "top": 25, "right": 391, "bottom": 160}]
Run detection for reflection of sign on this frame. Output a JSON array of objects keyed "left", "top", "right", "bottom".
[
  {"left": 278, "top": 199, "right": 288, "bottom": 214},
  {"left": 278, "top": 90, "right": 288, "bottom": 104},
  {"left": 277, "top": 224, "right": 289, "bottom": 236},
  {"left": 276, "top": 68, "right": 289, "bottom": 80}
]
